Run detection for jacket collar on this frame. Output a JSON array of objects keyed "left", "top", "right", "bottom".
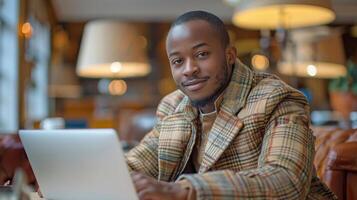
[{"left": 221, "top": 59, "right": 254, "bottom": 115}]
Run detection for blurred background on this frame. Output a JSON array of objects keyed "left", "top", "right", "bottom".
[
  {"left": 0, "top": 0, "right": 357, "bottom": 198},
  {"left": 0, "top": 0, "right": 356, "bottom": 135}
]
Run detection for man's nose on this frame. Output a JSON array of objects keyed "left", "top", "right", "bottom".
[{"left": 183, "top": 59, "right": 199, "bottom": 76}]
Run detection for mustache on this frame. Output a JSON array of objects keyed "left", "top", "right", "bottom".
[{"left": 181, "top": 76, "right": 209, "bottom": 87}]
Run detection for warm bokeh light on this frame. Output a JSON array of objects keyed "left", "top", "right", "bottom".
[
  {"left": 307, "top": 64, "right": 317, "bottom": 77},
  {"left": 21, "top": 22, "right": 33, "bottom": 38},
  {"left": 108, "top": 80, "right": 127, "bottom": 96},
  {"left": 251, "top": 54, "right": 269, "bottom": 71},
  {"left": 110, "top": 62, "right": 122, "bottom": 73}
]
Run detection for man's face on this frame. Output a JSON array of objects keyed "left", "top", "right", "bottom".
[{"left": 166, "top": 20, "right": 235, "bottom": 106}]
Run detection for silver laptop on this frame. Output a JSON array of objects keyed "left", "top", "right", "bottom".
[{"left": 19, "top": 129, "right": 138, "bottom": 200}]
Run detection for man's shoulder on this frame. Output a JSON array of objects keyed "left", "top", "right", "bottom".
[
  {"left": 243, "top": 71, "right": 308, "bottom": 114},
  {"left": 156, "top": 90, "right": 186, "bottom": 118},
  {"left": 237, "top": 71, "right": 309, "bottom": 120},
  {"left": 251, "top": 71, "right": 303, "bottom": 99}
]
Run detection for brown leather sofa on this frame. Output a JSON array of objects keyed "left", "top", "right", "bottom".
[
  {"left": 0, "top": 134, "right": 35, "bottom": 185},
  {"left": 0, "top": 127, "right": 356, "bottom": 199},
  {"left": 313, "top": 127, "right": 357, "bottom": 200}
]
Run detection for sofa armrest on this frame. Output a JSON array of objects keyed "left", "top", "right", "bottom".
[
  {"left": 0, "top": 135, "right": 35, "bottom": 185},
  {"left": 327, "top": 142, "right": 357, "bottom": 172}
]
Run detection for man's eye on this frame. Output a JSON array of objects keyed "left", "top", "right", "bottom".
[
  {"left": 172, "top": 59, "right": 183, "bottom": 65},
  {"left": 197, "top": 52, "right": 209, "bottom": 58}
]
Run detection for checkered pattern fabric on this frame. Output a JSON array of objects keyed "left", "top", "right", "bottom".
[{"left": 126, "top": 60, "right": 336, "bottom": 199}]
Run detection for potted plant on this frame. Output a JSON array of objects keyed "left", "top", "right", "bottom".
[{"left": 329, "top": 59, "right": 357, "bottom": 120}]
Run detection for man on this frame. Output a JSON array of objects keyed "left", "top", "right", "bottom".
[{"left": 126, "top": 10, "right": 336, "bottom": 200}]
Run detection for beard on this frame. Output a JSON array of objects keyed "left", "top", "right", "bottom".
[{"left": 190, "top": 62, "right": 232, "bottom": 108}]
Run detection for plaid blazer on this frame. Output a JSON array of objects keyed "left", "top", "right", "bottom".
[{"left": 126, "top": 60, "right": 336, "bottom": 199}]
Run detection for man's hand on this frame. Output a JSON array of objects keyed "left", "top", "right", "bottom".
[{"left": 131, "top": 172, "right": 188, "bottom": 200}]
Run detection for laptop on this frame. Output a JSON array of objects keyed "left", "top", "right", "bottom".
[{"left": 19, "top": 129, "right": 138, "bottom": 200}]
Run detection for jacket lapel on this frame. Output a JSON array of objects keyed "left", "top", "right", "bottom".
[
  {"left": 158, "top": 96, "right": 198, "bottom": 181},
  {"left": 199, "top": 108, "right": 243, "bottom": 173},
  {"left": 199, "top": 60, "right": 253, "bottom": 173}
]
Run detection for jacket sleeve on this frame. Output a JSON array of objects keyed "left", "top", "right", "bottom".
[
  {"left": 178, "top": 89, "right": 317, "bottom": 199},
  {"left": 125, "top": 91, "right": 182, "bottom": 178},
  {"left": 125, "top": 125, "right": 160, "bottom": 178}
]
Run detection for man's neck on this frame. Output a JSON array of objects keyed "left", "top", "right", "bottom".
[
  {"left": 198, "top": 103, "right": 215, "bottom": 114},
  {"left": 198, "top": 91, "right": 225, "bottom": 114}
]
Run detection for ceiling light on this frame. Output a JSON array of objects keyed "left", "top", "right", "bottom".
[
  {"left": 278, "top": 26, "right": 346, "bottom": 78},
  {"left": 77, "top": 20, "right": 150, "bottom": 78},
  {"left": 232, "top": 0, "right": 335, "bottom": 29}
]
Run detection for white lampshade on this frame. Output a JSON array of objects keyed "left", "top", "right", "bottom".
[
  {"left": 76, "top": 20, "right": 150, "bottom": 78},
  {"left": 232, "top": 0, "right": 335, "bottom": 29},
  {"left": 278, "top": 26, "right": 347, "bottom": 78}
]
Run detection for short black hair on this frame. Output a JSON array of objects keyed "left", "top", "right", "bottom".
[{"left": 171, "top": 10, "right": 230, "bottom": 48}]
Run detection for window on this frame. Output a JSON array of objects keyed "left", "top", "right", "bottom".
[
  {"left": 25, "top": 15, "right": 50, "bottom": 125},
  {"left": 0, "top": 0, "right": 19, "bottom": 133}
]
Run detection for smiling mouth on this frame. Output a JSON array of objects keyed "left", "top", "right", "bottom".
[{"left": 182, "top": 77, "right": 209, "bottom": 92}]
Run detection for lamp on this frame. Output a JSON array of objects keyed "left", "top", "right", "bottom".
[
  {"left": 278, "top": 26, "right": 346, "bottom": 78},
  {"left": 232, "top": 0, "right": 335, "bottom": 29},
  {"left": 76, "top": 20, "right": 150, "bottom": 78}
]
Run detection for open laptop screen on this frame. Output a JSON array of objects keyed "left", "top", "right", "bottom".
[{"left": 19, "top": 129, "right": 138, "bottom": 200}]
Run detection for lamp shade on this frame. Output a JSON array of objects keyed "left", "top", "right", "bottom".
[
  {"left": 76, "top": 20, "right": 150, "bottom": 78},
  {"left": 278, "top": 26, "right": 347, "bottom": 78},
  {"left": 232, "top": 0, "right": 335, "bottom": 29}
]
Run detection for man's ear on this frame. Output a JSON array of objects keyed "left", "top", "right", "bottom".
[{"left": 226, "top": 45, "right": 237, "bottom": 65}]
